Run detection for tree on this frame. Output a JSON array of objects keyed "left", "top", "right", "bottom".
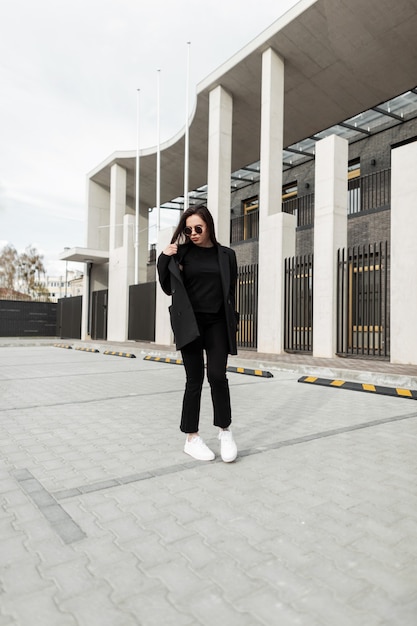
[
  {"left": 0, "top": 243, "right": 49, "bottom": 301},
  {"left": 0, "top": 244, "right": 18, "bottom": 290},
  {"left": 18, "top": 246, "right": 46, "bottom": 297}
]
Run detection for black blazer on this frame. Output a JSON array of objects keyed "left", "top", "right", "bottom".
[{"left": 157, "top": 242, "right": 238, "bottom": 354}]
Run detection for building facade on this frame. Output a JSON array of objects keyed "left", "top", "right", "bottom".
[{"left": 61, "top": 0, "right": 417, "bottom": 365}]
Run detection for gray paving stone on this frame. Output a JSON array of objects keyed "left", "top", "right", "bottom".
[
  {"left": 2, "top": 591, "right": 77, "bottom": 626},
  {"left": 2, "top": 344, "right": 417, "bottom": 625},
  {"left": 97, "top": 555, "right": 160, "bottom": 603},
  {"left": 1, "top": 560, "right": 54, "bottom": 597},
  {"left": 198, "top": 559, "right": 264, "bottom": 603},
  {"left": 121, "top": 587, "right": 196, "bottom": 626},
  {"left": 119, "top": 534, "right": 178, "bottom": 568},
  {"left": 59, "top": 586, "right": 139, "bottom": 626},
  {"left": 175, "top": 586, "right": 258, "bottom": 626},
  {"left": 146, "top": 555, "right": 209, "bottom": 597}
]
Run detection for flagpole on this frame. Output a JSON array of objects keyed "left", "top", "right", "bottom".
[
  {"left": 134, "top": 88, "right": 140, "bottom": 284},
  {"left": 156, "top": 69, "right": 161, "bottom": 232},
  {"left": 183, "top": 42, "right": 191, "bottom": 213}
]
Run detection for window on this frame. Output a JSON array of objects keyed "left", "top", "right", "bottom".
[
  {"left": 348, "top": 158, "right": 361, "bottom": 214},
  {"left": 282, "top": 182, "right": 298, "bottom": 201},
  {"left": 242, "top": 197, "right": 259, "bottom": 240},
  {"left": 348, "top": 158, "right": 360, "bottom": 180}
]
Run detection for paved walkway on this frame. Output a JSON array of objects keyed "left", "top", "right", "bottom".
[{"left": 1, "top": 341, "right": 417, "bottom": 625}]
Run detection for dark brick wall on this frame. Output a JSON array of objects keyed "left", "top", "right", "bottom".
[
  {"left": 230, "top": 114, "right": 417, "bottom": 260},
  {"left": 348, "top": 207, "right": 390, "bottom": 247}
]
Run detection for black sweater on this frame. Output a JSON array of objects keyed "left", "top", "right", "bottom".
[{"left": 181, "top": 244, "right": 223, "bottom": 313}]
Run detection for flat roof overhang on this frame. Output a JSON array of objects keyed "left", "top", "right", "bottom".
[
  {"left": 88, "top": 0, "right": 417, "bottom": 209},
  {"left": 59, "top": 247, "right": 109, "bottom": 264}
]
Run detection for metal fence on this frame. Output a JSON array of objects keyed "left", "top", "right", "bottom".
[
  {"left": 230, "top": 210, "right": 259, "bottom": 243},
  {"left": 284, "top": 254, "right": 314, "bottom": 352},
  {"left": 236, "top": 264, "right": 258, "bottom": 349},
  {"left": 348, "top": 168, "right": 391, "bottom": 215},
  {"left": 282, "top": 193, "right": 315, "bottom": 228},
  {"left": 337, "top": 241, "right": 390, "bottom": 358}
]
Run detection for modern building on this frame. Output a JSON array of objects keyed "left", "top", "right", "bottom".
[
  {"left": 61, "top": 0, "right": 417, "bottom": 365},
  {"left": 42, "top": 270, "right": 84, "bottom": 302}
]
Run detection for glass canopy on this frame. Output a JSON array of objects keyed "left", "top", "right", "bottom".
[{"left": 161, "top": 87, "right": 417, "bottom": 210}]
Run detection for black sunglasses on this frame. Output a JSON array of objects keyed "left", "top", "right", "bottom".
[{"left": 184, "top": 225, "right": 204, "bottom": 236}]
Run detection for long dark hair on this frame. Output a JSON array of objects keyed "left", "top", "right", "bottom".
[{"left": 170, "top": 205, "right": 218, "bottom": 246}]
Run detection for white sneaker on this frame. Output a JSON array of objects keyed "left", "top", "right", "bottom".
[
  {"left": 184, "top": 436, "right": 215, "bottom": 461},
  {"left": 218, "top": 430, "right": 237, "bottom": 463}
]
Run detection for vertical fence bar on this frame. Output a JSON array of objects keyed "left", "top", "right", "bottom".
[
  {"left": 337, "top": 248, "right": 341, "bottom": 353},
  {"left": 308, "top": 254, "right": 312, "bottom": 352},
  {"left": 366, "top": 243, "right": 371, "bottom": 356},
  {"left": 284, "top": 257, "right": 289, "bottom": 351},
  {"left": 290, "top": 256, "right": 295, "bottom": 350},
  {"left": 381, "top": 241, "right": 386, "bottom": 357},
  {"left": 301, "top": 255, "right": 305, "bottom": 351},
  {"left": 373, "top": 242, "right": 377, "bottom": 357},
  {"left": 296, "top": 256, "right": 300, "bottom": 350},
  {"left": 360, "top": 245, "right": 365, "bottom": 356},
  {"left": 384, "top": 241, "right": 391, "bottom": 356}
]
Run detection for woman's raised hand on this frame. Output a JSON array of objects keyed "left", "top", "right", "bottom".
[{"left": 162, "top": 243, "right": 178, "bottom": 256}]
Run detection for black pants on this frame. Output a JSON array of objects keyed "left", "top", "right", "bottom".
[{"left": 180, "top": 311, "right": 232, "bottom": 433}]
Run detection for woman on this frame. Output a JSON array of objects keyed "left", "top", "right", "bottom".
[{"left": 157, "top": 205, "right": 238, "bottom": 463}]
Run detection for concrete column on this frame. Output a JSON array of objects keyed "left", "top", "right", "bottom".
[
  {"left": 110, "top": 163, "right": 126, "bottom": 250},
  {"left": 106, "top": 163, "right": 132, "bottom": 341},
  {"left": 155, "top": 227, "right": 176, "bottom": 348},
  {"left": 86, "top": 179, "right": 110, "bottom": 250},
  {"left": 107, "top": 213, "right": 135, "bottom": 341},
  {"left": 391, "top": 139, "right": 417, "bottom": 364},
  {"left": 207, "top": 85, "right": 233, "bottom": 245},
  {"left": 313, "top": 134, "right": 348, "bottom": 358},
  {"left": 258, "top": 48, "right": 296, "bottom": 354},
  {"left": 81, "top": 262, "right": 91, "bottom": 340},
  {"left": 138, "top": 201, "right": 149, "bottom": 283}
]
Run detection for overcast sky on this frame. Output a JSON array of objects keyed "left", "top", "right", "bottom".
[{"left": 0, "top": 0, "right": 299, "bottom": 276}]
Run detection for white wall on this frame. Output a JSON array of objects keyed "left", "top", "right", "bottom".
[{"left": 391, "top": 139, "right": 417, "bottom": 364}]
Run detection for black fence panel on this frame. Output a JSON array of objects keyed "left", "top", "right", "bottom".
[
  {"left": 284, "top": 255, "right": 313, "bottom": 352},
  {"left": 0, "top": 300, "right": 57, "bottom": 337},
  {"left": 91, "top": 290, "right": 108, "bottom": 340},
  {"left": 56, "top": 296, "right": 82, "bottom": 339},
  {"left": 337, "top": 241, "right": 390, "bottom": 358},
  {"left": 236, "top": 264, "right": 258, "bottom": 349},
  {"left": 128, "top": 282, "right": 156, "bottom": 342}
]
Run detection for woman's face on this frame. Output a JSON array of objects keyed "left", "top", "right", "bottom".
[{"left": 185, "top": 214, "right": 212, "bottom": 248}]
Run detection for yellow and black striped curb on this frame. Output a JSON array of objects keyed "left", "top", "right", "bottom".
[
  {"left": 227, "top": 365, "right": 273, "bottom": 378},
  {"left": 103, "top": 350, "right": 136, "bottom": 359},
  {"left": 144, "top": 355, "right": 273, "bottom": 378},
  {"left": 54, "top": 343, "right": 72, "bottom": 349},
  {"left": 144, "top": 355, "right": 183, "bottom": 365},
  {"left": 298, "top": 375, "right": 417, "bottom": 400},
  {"left": 75, "top": 347, "right": 100, "bottom": 353}
]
